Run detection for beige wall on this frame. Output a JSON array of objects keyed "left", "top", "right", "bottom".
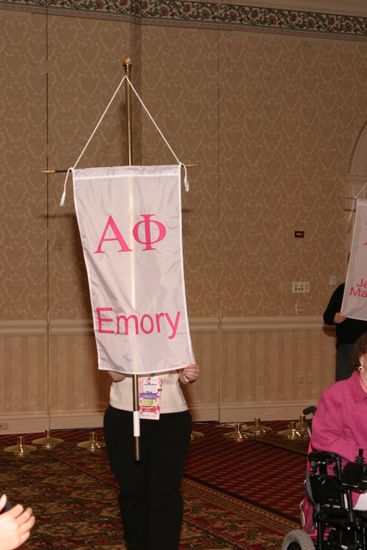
[{"left": 1, "top": 3, "right": 366, "bottom": 432}]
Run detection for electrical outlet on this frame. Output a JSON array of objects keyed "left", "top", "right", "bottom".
[
  {"left": 0, "top": 423, "right": 9, "bottom": 431},
  {"left": 295, "top": 304, "right": 304, "bottom": 315},
  {"left": 292, "top": 282, "right": 310, "bottom": 293},
  {"left": 298, "top": 373, "right": 305, "bottom": 384}
]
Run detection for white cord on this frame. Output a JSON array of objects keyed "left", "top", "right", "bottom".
[
  {"left": 124, "top": 76, "right": 189, "bottom": 190},
  {"left": 349, "top": 181, "right": 367, "bottom": 222},
  {"left": 60, "top": 73, "right": 189, "bottom": 206}
]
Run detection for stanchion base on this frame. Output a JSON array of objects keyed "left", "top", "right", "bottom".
[
  {"left": 242, "top": 418, "right": 272, "bottom": 436},
  {"left": 191, "top": 431, "right": 204, "bottom": 442},
  {"left": 32, "top": 429, "right": 64, "bottom": 449},
  {"left": 76, "top": 431, "right": 106, "bottom": 452},
  {"left": 224, "top": 423, "right": 250, "bottom": 443},
  {"left": 4, "top": 436, "right": 37, "bottom": 456}
]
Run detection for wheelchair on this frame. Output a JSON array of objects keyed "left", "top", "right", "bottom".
[{"left": 282, "top": 448, "right": 367, "bottom": 549}]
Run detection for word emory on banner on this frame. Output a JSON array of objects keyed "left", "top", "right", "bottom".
[
  {"left": 72, "top": 165, "right": 195, "bottom": 375},
  {"left": 342, "top": 198, "right": 367, "bottom": 321}
]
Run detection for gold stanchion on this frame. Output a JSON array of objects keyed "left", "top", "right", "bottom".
[
  {"left": 224, "top": 422, "right": 251, "bottom": 442},
  {"left": 295, "top": 415, "right": 309, "bottom": 439},
  {"left": 277, "top": 420, "right": 308, "bottom": 440},
  {"left": 76, "top": 431, "right": 106, "bottom": 452},
  {"left": 243, "top": 418, "right": 272, "bottom": 436},
  {"left": 32, "top": 429, "right": 64, "bottom": 449},
  {"left": 4, "top": 436, "right": 37, "bottom": 456},
  {"left": 191, "top": 430, "right": 204, "bottom": 442}
]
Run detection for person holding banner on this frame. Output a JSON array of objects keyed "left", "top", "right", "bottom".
[
  {"left": 72, "top": 164, "right": 199, "bottom": 548},
  {"left": 323, "top": 282, "right": 367, "bottom": 381},
  {"left": 103, "top": 363, "right": 199, "bottom": 550}
]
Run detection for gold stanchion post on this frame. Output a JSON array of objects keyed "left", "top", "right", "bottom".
[
  {"left": 242, "top": 417, "right": 272, "bottom": 436},
  {"left": 224, "top": 422, "right": 250, "bottom": 443},
  {"left": 123, "top": 56, "right": 140, "bottom": 462},
  {"left": 4, "top": 436, "right": 37, "bottom": 456},
  {"left": 32, "top": 429, "right": 64, "bottom": 449},
  {"left": 77, "top": 431, "right": 106, "bottom": 452}
]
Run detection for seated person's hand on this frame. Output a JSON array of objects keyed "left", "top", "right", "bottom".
[{"left": 0, "top": 495, "right": 35, "bottom": 550}]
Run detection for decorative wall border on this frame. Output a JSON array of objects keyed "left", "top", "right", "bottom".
[{"left": 1, "top": 0, "right": 367, "bottom": 39}]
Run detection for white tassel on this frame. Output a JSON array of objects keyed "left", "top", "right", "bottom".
[
  {"left": 184, "top": 174, "right": 189, "bottom": 192},
  {"left": 59, "top": 168, "right": 72, "bottom": 207},
  {"left": 182, "top": 164, "right": 189, "bottom": 192}
]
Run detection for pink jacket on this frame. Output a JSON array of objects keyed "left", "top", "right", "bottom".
[
  {"left": 312, "top": 370, "right": 367, "bottom": 464},
  {"left": 302, "top": 370, "right": 367, "bottom": 533}
]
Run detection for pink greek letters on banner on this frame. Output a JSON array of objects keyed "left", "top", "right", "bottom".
[
  {"left": 72, "top": 165, "right": 195, "bottom": 375},
  {"left": 342, "top": 198, "right": 367, "bottom": 321},
  {"left": 95, "top": 214, "right": 166, "bottom": 253}
]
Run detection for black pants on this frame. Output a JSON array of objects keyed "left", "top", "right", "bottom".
[
  {"left": 336, "top": 343, "right": 354, "bottom": 381},
  {"left": 103, "top": 406, "right": 192, "bottom": 550}
]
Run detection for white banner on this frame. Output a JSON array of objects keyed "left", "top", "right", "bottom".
[
  {"left": 342, "top": 198, "right": 367, "bottom": 321},
  {"left": 72, "top": 165, "right": 195, "bottom": 375}
]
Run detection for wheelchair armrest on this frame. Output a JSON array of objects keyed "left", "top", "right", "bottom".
[
  {"left": 308, "top": 451, "right": 342, "bottom": 465},
  {"left": 303, "top": 405, "right": 317, "bottom": 416}
]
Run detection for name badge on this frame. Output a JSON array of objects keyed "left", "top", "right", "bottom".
[{"left": 139, "top": 376, "right": 162, "bottom": 420}]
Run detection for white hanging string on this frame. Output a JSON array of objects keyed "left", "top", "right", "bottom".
[
  {"left": 60, "top": 74, "right": 189, "bottom": 206},
  {"left": 60, "top": 74, "right": 127, "bottom": 206},
  {"left": 124, "top": 76, "right": 189, "bottom": 192},
  {"left": 348, "top": 181, "right": 367, "bottom": 222}
]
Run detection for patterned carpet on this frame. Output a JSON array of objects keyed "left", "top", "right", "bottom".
[
  {"left": 0, "top": 423, "right": 302, "bottom": 549},
  {"left": 186, "top": 422, "right": 307, "bottom": 522}
]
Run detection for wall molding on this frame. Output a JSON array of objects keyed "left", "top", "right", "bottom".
[
  {"left": 0, "top": 316, "right": 334, "bottom": 432},
  {"left": 0, "top": 400, "right": 315, "bottom": 434},
  {"left": 218, "top": 399, "right": 316, "bottom": 423},
  {"left": 1, "top": 0, "right": 367, "bottom": 39},
  {"left": 49, "top": 317, "right": 220, "bottom": 334},
  {"left": 221, "top": 315, "right": 325, "bottom": 331},
  {"left": 0, "top": 411, "right": 104, "bottom": 435},
  {"left": 0, "top": 316, "right": 331, "bottom": 335},
  {"left": 0, "top": 320, "right": 47, "bottom": 336}
]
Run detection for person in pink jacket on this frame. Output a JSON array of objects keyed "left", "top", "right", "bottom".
[
  {"left": 302, "top": 330, "right": 367, "bottom": 533},
  {"left": 312, "top": 331, "right": 367, "bottom": 474}
]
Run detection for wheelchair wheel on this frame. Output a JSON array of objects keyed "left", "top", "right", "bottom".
[{"left": 281, "top": 529, "right": 315, "bottom": 550}]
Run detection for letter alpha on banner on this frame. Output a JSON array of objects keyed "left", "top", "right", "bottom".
[
  {"left": 73, "top": 165, "right": 195, "bottom": 375},
  {"left": 95, "top": 215, "right": 132, "bottom": 253}
]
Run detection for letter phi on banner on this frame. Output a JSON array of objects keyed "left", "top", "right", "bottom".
[
  {"left": 341, "top": 198, "right": 367, "bottom": 321},
  {"left": 72, "top": 165, "right": 195, "bottom": 375}
]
